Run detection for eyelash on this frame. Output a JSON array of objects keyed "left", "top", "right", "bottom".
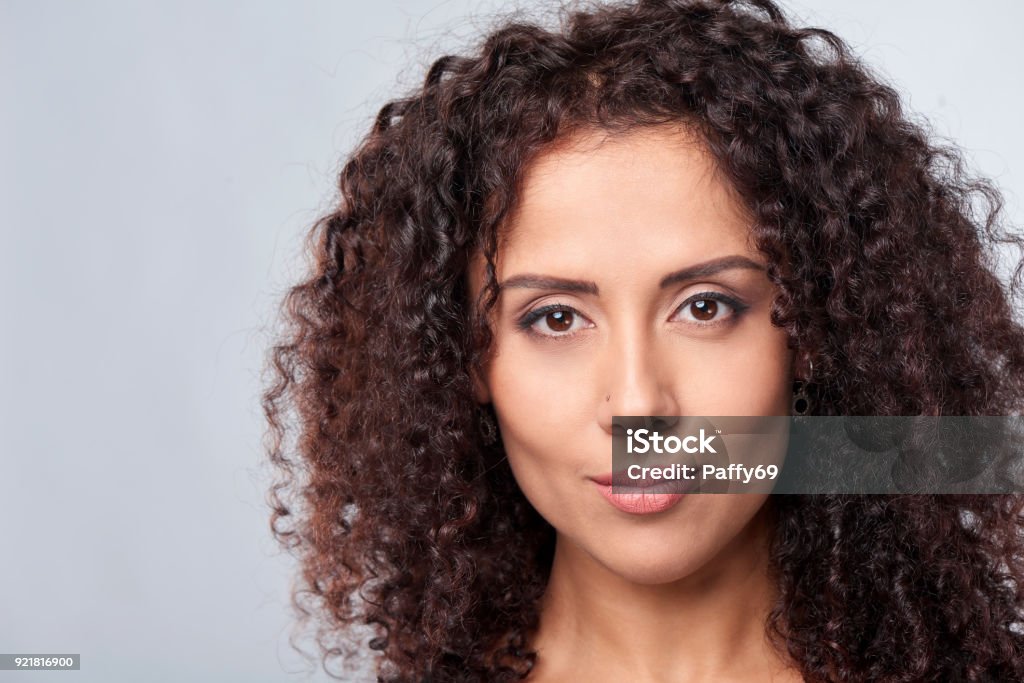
[{"left": 515, "top": 291, "right": 750, "bottom": 339}]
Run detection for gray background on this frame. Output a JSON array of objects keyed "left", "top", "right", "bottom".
[{"left": 2, "top": 1, "right": 1022, "bottom": 681}]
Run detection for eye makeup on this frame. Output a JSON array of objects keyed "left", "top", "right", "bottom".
[{"left": 513, "top": 289, "right": 751, "bottom": 340}]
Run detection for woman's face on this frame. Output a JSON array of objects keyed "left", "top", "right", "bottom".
[{"left": 468, "top": 125, "right": 795, "bottom": 584}]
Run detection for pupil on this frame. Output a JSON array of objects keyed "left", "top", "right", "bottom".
[{"left": 692, "top": 299, "right": 717, "bottom": 321}]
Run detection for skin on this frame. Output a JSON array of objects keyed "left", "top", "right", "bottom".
[{"left": 468, "top": 124, "right": 807, "bottom": 682}]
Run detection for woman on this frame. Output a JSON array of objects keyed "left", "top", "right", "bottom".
[{"left": 263, "top": 0, "right": 1024, "bottom": 680}]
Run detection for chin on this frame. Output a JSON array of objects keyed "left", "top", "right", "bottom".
[
  {"left": 579, "top": 529, "right": 723, "bottom": 585},
  {"left": 593, "top": 547, "right": 716, "bottom": 585}
]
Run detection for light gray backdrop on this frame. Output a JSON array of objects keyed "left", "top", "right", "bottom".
[{"left": 2, "top": 1, "right": 1022, "bottom": 682}]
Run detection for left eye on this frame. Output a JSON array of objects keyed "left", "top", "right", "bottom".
[{"left": 674, "top": 294, "right": 739, "bottom": 324}]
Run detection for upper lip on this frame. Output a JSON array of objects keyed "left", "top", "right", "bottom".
[{"left": 590, "top": 470, "right": 661, "bottom": 488}]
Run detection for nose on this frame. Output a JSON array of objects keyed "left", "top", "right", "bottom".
[{"left": 596, "top": 328, "right": 680, "bottom": 436}]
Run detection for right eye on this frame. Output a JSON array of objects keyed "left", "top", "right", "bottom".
[{"left": 516, "top": 304, "right": 594, "bottom": 339}]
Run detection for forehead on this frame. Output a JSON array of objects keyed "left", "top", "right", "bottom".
[{"left": 493, "top": 125, "right": 754, "bottom": 277}]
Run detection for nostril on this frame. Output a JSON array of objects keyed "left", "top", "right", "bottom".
[
  {"left": 612, "top": 416, "right": 658, "bottom": 434},
  {"left": 643, "top": 415, "right": 671, "bottom": 430},
  {"left": 651, "top": 415, "right": 679, "bottom": 431}
]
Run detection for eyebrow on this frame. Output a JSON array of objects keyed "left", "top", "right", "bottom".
[{"left": 498, "top": 255, "right": 766, "bottom": 295}]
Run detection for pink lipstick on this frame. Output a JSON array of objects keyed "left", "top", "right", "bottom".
[{"left": 589, "top": 471, "right": 694, "bottom": 515}]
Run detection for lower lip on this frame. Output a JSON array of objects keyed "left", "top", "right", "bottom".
[{"left": 592, "top": 482, "right": 686, "bottom": 515}]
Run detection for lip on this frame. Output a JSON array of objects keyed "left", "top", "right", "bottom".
[
  {"left": 591, "top": 480, "right": 686, "bottom": 514},
  {"left": 591, "top": 469, "right": 660, "bottom": 488},
  {"left": 589, "top": 469, "right": 697, "bottom": 515},
  {"left": 590, "top": 469, "right": 699, "bottom": 489}
]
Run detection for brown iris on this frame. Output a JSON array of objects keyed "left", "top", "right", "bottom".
[
  {"left": 546, "top": 310, "right": 573, "bottom": 332},
  {"left": 690, "top": 299, "right": 717, "bottom": 321}
]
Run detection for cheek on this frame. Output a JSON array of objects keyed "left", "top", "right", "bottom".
[
  {"left": 486, "top": 337, "right": 592, "bottom": 459},
  {"left": 483, "top": 335, "right": 597, "bottom": 524},
  {"left": 484, "top": 304, "right": 605, "bottom": 426},
  {"left": 694, "top": 323, "right": 793, "bottom": 415}
]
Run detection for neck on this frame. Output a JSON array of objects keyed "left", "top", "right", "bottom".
[{"left": 528, "top": 503, "right": 794, "bottom": 682}]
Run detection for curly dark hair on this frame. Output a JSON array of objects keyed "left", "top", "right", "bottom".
[{"left": 262, "top": 0, "right": 1024, "bottom": 680}]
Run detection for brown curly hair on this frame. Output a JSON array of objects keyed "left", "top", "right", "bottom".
[{"left": 262, "top": 0, "right": 1024, "bottom": 680}]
